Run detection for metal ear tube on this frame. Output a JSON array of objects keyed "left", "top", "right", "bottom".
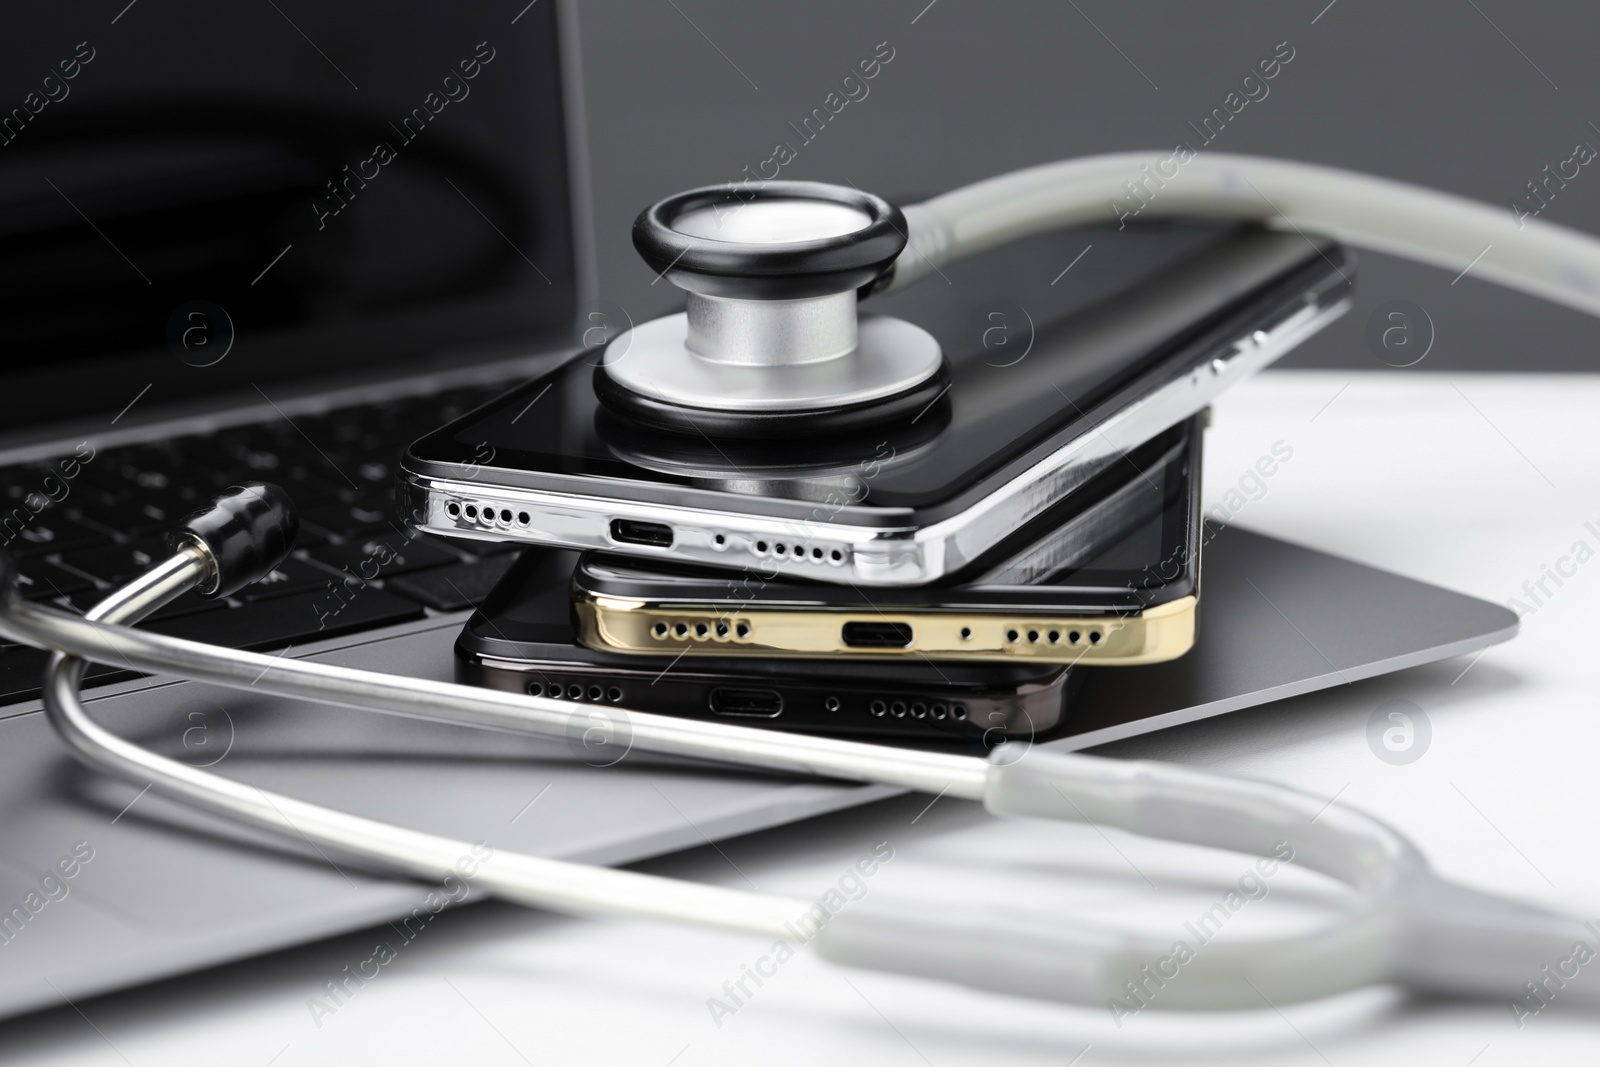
[{"left": 2, "top": 484, "right": 1593, "bottom": 1011}]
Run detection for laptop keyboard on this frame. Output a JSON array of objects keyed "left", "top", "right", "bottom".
[{"left": 0, "top": 380, "right": 521, "bottom": 707}]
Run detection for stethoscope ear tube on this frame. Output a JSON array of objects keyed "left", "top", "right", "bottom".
[
  {"left": 983, "top": 746, "right": 1423, "bottom": 894},
  {"left": 5, "top": 489, "right": 1599, "bottom": 1006},
  {"left": 814, "top": 747, "right": 1599, "bottom": 1009},
  {"left": 888, "top": 152, "right": 1600, "bottom": 323},
  {"left": 814, "top": 895, "right": 1402, "bottom": 1010},
  {"left": 167, "top": 482, "right": 298, "bottom": 597}
]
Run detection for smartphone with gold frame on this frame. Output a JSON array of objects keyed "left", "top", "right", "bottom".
[{"left": 456, "top": 548, "right": 1083, "bottom": 741}]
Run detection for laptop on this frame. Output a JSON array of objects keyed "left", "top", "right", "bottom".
[{"left": 0, "top": 2, "right": 1517, "bottom": 1020}]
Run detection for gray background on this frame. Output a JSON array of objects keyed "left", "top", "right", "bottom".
[{"left": 575, "top": 0, "right": 1600, "bottom": 371}]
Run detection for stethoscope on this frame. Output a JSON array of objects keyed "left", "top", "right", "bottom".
[{"left": 8, "top": 152, "right": 1600, "bottom": 1013}]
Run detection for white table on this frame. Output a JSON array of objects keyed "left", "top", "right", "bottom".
[{"left": 5, "top": 370, "right": 1599, "bottom": 1065}]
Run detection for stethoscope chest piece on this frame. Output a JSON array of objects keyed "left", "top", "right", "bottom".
[{"left": 594, "top": 181, "right": 947, "bottom": 438}]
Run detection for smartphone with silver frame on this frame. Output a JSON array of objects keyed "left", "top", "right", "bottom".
[{"left": 401, "top": 223, "right": 1347, "bottom": 586}]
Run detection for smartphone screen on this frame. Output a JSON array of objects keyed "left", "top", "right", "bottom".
[{"left": 407, "top": 222, "right": 1344, "bottom": 521}]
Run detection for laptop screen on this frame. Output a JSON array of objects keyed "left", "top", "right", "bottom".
[{"left": 0, "top": 2, "right": 579, "bottom": 431}]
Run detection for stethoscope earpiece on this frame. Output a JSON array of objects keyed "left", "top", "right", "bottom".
[{"left": 595, "top": 181, "right": 947, "bottom": 439}]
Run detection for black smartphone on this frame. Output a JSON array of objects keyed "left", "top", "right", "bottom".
[
  {"left": 570, "top": 415, "right": 1204, "bottom": 665},
  {"left": 403, "top": 222, "right": 1348, "bottom": 586},
  {"left": 456, "top": 548, "right": 1080, "bottom": 741}
]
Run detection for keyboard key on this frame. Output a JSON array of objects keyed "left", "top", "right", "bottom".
[
  {"left": 236, "top": 557, "right": 341, "bottom": 602},
  {"left": 352, "top": 459, "right": 393, "bottom": 488},
  {"left": 299, "top": 500, "right": 397, "bottom": 540},
  {"left": 0, "top": 508, "right": 110, "bottom": 558},
  {"left": 82, "top": 445, "right": 192, "bottom": 495},
  {"left": 150, "top": 588, "right": 424, "bottom": 650},
  {"left": 54, "top": 539, "right": 168, "bottom": 585},
  {"left": 14, "top": 561, "right": 94, "bottom": 600},
  {"left": 459, "top": 537, "right": 523, "bottom": 557},
  {"left": 65, "top": 588, "right": 224, "bottom": 622},
  {"left": 386, "top": 555, "right": 516, "bottom": 611},
  {"left": 307, "top": 535, "right": 462, "bottom": 582},
  {"left": 69, "top": 498, "right": 185, "bottom": 539},
  {"left": 0, "top": 377, "right": 543, "bottom": 706},
  {"left": 275, "top": 471, "right": 347, "bottom": 507}
]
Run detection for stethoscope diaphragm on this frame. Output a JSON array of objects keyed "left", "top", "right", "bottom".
[{"left": 595, "top": 181, "right": 948, "bottom": 438}]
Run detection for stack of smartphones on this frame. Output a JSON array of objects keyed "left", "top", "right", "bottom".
[
  {"left": 458, "top": 417, "right": 1200, "bottom": 742},
  {"left": 402, "top": 221, "right": 1352, "bottom": 744}
]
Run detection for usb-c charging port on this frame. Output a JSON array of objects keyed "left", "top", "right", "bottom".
[
  {"left": 841, "top": 621, "right": 914, "bottom": 648},
  {"left": 610, "top": 519, "right": 673, "bottom": 547},
  {"left": 708, "top": 688, "right": 783, "bottom": 717}
]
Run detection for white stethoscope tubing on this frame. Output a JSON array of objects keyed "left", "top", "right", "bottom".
[
  {"left": 4, "top": 545, "right": 1592, "bottom": 1011},
  {"left": 891, "top": 151, "right": 1600, "bottom": 322}
]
